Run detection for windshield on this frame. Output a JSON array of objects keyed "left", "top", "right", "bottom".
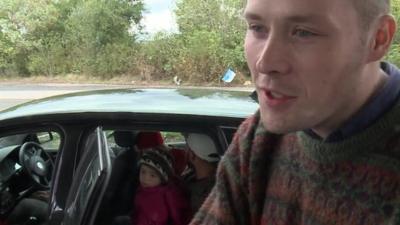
[{"left": 0, "top": 134, "right": 26, "bottom": 149}]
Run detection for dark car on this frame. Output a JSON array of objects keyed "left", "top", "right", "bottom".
[{"left": 0, "top": 88, "right": 258, "bottom": 225}]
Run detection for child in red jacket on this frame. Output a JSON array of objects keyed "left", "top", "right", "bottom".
[{"left": 131, "top": 147, "right": 190, "bottom": 225}]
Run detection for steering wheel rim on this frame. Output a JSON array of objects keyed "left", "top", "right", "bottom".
[{"left": 19, "top": 142, "right": 55, "bottom": 189}]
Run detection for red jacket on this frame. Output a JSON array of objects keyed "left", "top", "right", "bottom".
[{"left": 131, "top": 183, "right": 190, "bottom": 225}]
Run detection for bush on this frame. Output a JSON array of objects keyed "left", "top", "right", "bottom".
[{"left": 387, "top": 44, "right": 400, "bottom": 67}]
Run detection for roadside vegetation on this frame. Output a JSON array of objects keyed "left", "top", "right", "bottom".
[
  {"left": 388, "top": 1, "right": 400, "bottom": 66},
  {"left": 0, "top": 0, "right": 399, "bottom": 85}
]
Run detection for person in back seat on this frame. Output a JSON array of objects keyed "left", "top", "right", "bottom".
[
  {"left": 184, "top": 133, "right": 220, "bottom": 215},
  {"left": 109, "top": 131, "right": 169, "bottom": 225},
  {"left": 131, "top": 147, "right": 190, "bottom": 225}
]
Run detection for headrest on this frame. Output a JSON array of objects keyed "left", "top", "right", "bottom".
[
  {"left": 114, "top": 131, "right": 137, "bottom": 148},
  {"left": 136, "top": 131, "right": 164, "bottom": 149}
]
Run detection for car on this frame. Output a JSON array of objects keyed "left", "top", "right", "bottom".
[{"left": 0, "top": 88, "right": 258, "bottom": 225}]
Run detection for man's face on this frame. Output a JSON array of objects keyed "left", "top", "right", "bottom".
[{"left": 244, "top": 0, "right": 370, "bottom": 136}]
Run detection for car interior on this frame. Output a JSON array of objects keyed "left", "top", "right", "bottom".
[
  {"left": 94, "top": 129, "right": 212, "bottom": 225},
  {"left": 0, "top": 125, "right": 233, "bottom": 225},
  {"left": 0, "top": 131, "right": 61, "bottom": 225}
]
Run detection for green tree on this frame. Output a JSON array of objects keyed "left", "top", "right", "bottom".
[
  {"left": 0, "top": 0, "right": 76, "bottom": 75},
  {"left": 171, "top": 0, "right": 247, "bottom": 83},
  {"left": 64, "top": 0, "right": 144, "bottom": 76},
  {"left": 0, "top": 0, "right": 38, "bottom": 75},
  {"left": 392, "top": 0, "right": 400, "bottom": 43},
  {"left": 0, "top": 0, "right": 145, "bottom": 77},
  {"left": 387, "top": 0, "right": 400, "bottom": 66}
]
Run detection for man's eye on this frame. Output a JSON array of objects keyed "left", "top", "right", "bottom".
[
  {"left": 247, "top": 24, "right": 264, "bottom": 33},
  {"left": 247, "top": 24, "right": 267, "bottom": 38},
  {"left": 293, "top": 29, "right": 316, "bottom": 38}
]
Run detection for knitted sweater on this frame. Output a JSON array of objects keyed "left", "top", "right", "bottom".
[{"left": 190, "top": 102, "right": 400, "bottom": 225}]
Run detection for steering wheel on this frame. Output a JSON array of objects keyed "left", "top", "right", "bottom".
[{"left": 19, "top": 142, "right": 55, "bottom": 189}]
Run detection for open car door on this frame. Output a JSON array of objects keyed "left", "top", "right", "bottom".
[{"left": 62, "top": 127, "right": 111, "bottom": 225}]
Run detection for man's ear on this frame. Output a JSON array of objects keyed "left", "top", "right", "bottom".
[{"left": 367, "top": 15, "right": 397, "bottom": 62}]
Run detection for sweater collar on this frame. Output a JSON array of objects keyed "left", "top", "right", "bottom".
[{"left": 298, "top": 99, "right": 400, "bottom": 162}]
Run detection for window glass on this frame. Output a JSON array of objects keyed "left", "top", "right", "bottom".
[
  {"left": 103, "top": 130, "right": 186, "bottom": 151},
  {"left": 0, "top": 134, "right": 26, "bottom": 148},
  {"left": 221, "top": 127, "right": 237, "bottom": 145},
  {"left": 0, "top": 131, "right": 61, "bottom": 151},
  {"left": 161, "top": 132, "right": 185, "bottom": 145},
  {"left": 39, "top": 132, "right": 61, "bottom": 150},
  {"left": 104, "top": 130, "right": 117, "bottom": 150}
]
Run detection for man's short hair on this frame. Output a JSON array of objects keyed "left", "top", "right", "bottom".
[{"left": 351, "top": 0, "right": 391, "bottom": 30}]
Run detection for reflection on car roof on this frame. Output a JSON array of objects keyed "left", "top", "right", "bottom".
[{"left": 0, "top": 88, "right": 258, "bottom": 121}]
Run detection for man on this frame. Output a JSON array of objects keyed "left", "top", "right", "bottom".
[
  {"left": 184, "top": 133, "right": 220, "bottom": 214},
  {"left": 190, "top": 0, "right": 399, "bottom": 224}
]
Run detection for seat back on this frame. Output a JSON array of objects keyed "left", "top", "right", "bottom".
[
  {"left": 169, "top": 148, "right": 188, "bottom": 176},
  {"left": 95, "top": 131, "right": 139, "bottom": 225}
]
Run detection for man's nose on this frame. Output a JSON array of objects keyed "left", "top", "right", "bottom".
[{"left": 255, "top": 35, "right": 290, "bottom": 76}]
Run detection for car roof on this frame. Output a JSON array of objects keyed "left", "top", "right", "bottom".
[{"left": 0, "top": 88, "right": 258, "bottom": 122}]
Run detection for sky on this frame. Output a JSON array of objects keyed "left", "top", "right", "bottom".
[{"left": 142, "top": 0, "right": 178, "bottom": 34}]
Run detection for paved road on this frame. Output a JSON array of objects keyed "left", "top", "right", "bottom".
[{"left": 0, "top": 83, "right": 129, "bottom": 111}]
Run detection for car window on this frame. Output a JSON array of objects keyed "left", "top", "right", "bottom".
[
  {"left": 0, "top": 134, "right": 26, "bottom": 148},
  {"left": 104, "top": 130, "right": 186, "bottom": 150},
  {"left": 161, "top": 131, "right": 185, "bottom": 147},
  {"left": 104, "top": 130, "right": 118, "bottom": 151},
  {"left": 0, "top": 131, "right": 61, "bottom": 151},
  {"left": 220, "top": 127, "right": 237, "bottom": 145},
  {"left": 38, "top": 132, "right": 61, "bottom": 150}
]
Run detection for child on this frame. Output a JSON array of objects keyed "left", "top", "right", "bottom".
[{"left": 131, "top": 147, "right": 190, "bottom": 225}]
